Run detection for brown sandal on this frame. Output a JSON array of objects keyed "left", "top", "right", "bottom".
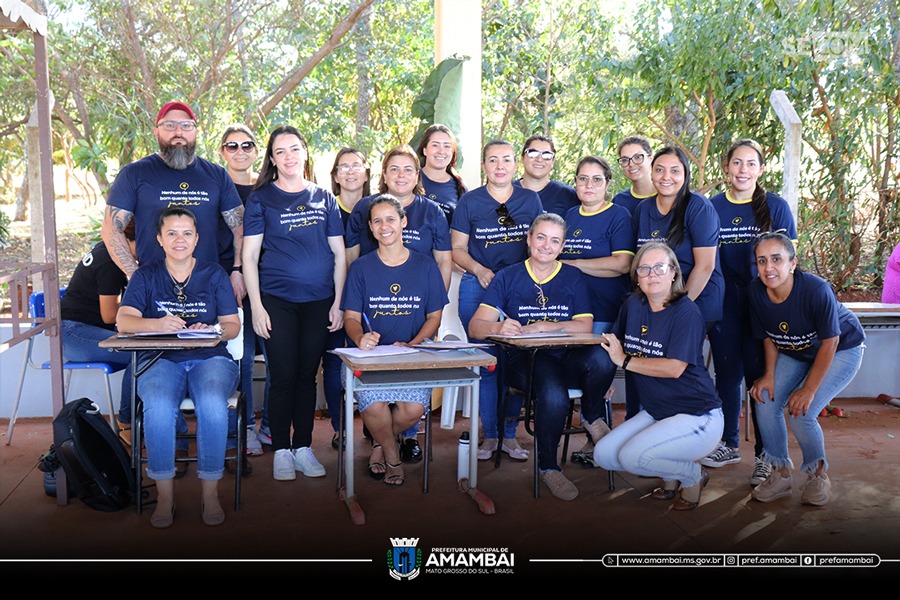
[{"left": 673, "top": 469, "right": 709, "bottom": 511}]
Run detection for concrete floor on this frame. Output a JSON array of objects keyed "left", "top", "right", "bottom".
[{"left": 2, "top": 397, "right": 899, "bottom": 581}]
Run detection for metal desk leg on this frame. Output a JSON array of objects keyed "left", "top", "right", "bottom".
[
  {"left": 461, "top": 366, "right": 495, "bottom": 515},
  {"left": 339, "top": 366, "right": 365, "bottom": 525}
]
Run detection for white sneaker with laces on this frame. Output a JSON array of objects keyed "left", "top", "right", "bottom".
[
  {"left": 749, "top": 457, "right": 772, "bottom": 486},
  {"left": 273, "top": 449, "right": 296, "bottom": 481},
  {"left": 293, "top": 447, "right": 326, "bottom": 477}
]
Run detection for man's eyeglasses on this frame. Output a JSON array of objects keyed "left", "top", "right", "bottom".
[
  {"left": 496, "top": 204, "right": 516, "bottom": 228},
  {"left": 636, "top": 263, "right": 672, "bottom": 278},
  {"left": 618, "top": 153, "right": 647, "bottom": 167},
  {"left": 158, "top": 121, "right": 197, "bottom": 132},
  {"left": 222, "top": 141, "right": 255, "bottom": 153},
  {"left": 524, "top": 149, "right": 555, "bottom": 160}
]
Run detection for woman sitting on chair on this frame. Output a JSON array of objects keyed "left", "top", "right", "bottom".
[
  {"left": 468, "top": 213, "right": 617, "bottom": 501},
  {"left": 342, "top": 195, "right": 448, "bottom": 486},
  {"left": 594, "top": 242, "right": 723, "bottom": 510},
  {"left": 117, "top": 206, "right": 240, "bottom": 528}
]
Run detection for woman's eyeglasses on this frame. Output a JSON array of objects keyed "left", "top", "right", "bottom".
[
  {"left": 618, "top": 153, "right": 647, "bottom": 167},
  {"left": 636, "top": 263, "right": 672, "bottom": 278},
  {"left": 222, "top": 141, "right": 256, "bottom": 153},
  {"left": 576, "top": 175, "right": 607, "bottom": 187},
  {"left": 496, "top": 204, "right": 516, "bottom": 228},
  {"left": 524, "top": 149, "right": 555, "bottom": 160}
]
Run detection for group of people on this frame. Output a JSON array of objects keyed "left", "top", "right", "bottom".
[{"left": 60, "top": 100, "right": 866, "bottom": 527}]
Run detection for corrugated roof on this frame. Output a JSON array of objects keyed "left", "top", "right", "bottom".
[{"left": 0, "top": 0, "right": 48, "bottom": 36}]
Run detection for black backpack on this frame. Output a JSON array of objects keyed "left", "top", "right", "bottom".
[{"left": 52, "top": 398, "right": 135, "bottom": 511}]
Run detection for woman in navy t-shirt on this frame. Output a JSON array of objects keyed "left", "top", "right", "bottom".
[
  {"left": 469, "top": 213, "right": 617, "bottom": 501},
  {"left": 704, "top": 139, "right": 797, "bottom": 482},
  {"left": 417, "top": 124, "right": 467, "bottom": 224},
  {"left": 242, "top": 126, "right": 346, "bottom": 482},
  {"left": 748, "top": 233, "right": 864, "bottom": 507},
  {"left": 594, "top": 242, "right": 723, "bottom": 511},
  {"left": 342, "top": 196, "right": 448, "bottom": 486},
  {"left": 451, "top": 139, "right": 544, "bottom": 460},
  {"left": 117, "top": 207, "right": 240, "bottom": 527}
]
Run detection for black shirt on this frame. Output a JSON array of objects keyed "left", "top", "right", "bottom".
[{"left": 61, "top": 242, "right": 128, "bottom": 330}]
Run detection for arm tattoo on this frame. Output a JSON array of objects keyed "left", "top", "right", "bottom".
[
  {"left": 109, "top": 206, "right": 134, "bottom": 233},
  {"left": 106, "top": 207, "right": 138, "bottom": 276},
  {"left": 222, "top": 205, "right": 244, "bottom": 230}
]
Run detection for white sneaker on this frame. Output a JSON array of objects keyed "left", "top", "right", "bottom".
[
  {"left": 245, "top": 426, "right": 263, "bottom": 456},
  {"left": 273, "top": 449, "right": 296, "bottom": 481},
  {"left": 749, "top": 457, "right": 772, "bottom": 486},
  {"left": 800, "top": 472, "right": 831, "bottom": 506},
  {"left": 541, "top": 469, "right": 579, "bottom": 501},
  {"left": 293, "top": 447, "right": 326, "bottom": 477},
  {"left": 751, "top": 469, "right": 792, "bottom": 502}
]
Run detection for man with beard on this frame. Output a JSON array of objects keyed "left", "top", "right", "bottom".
[{"left": 101, "top": 102, "right": 245, "bottom": 301}]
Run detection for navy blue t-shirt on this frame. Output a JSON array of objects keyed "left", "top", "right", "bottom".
[
  {"left": 121, "top": 259, "right": 238, "bottom": 362},
  {"left": 612, "top": 187, "right": 655, "bottom": 216},
  {"left": 451, "top": 185, "right": 544, "bottom": 273},
  {"left": 561, "top": 203, "right": 636, "bottom": 322},
  {"left": 243, "top": 182, "right": 344, "bottom": 303},
  {"left": 345, "top": 194, "right": 451, "bottom": 258},
  {"left": 514, "top": 179, "right": 579, "bottom": 217},
  {"left": 481, "top": 261, "right": 593, "bottom": 326},
  {"left": 614, "top": 294, "right": 721, "bottom": 420},
  {"left": 710, "top": 190, "right": 797, "bottom": 287},
  {"left": 107, "top": 154, "right": 241, "bottom": 268},
  {"left": 748, "top": 270, "right": 865, "bottom": 362},
  {"left": 422, "top": 172, "right": 465, "bottom": 224},
  {"left": 341, "top": 251, "right": 448, "bottom": 345},
  {"left": 633, "top": 192, "right": 725, "bottom": 322}
]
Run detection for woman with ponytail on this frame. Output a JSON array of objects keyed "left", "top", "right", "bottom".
[{"left": 704, "top": 139, "right": 797, "bottom": 485}]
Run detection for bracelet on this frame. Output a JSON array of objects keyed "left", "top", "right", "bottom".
[
  {"left": 232, "top": 265, "right": 243, "bottom": 273},
  {"left": 622, "top": 355, "right": 632, "bottom": 371}
]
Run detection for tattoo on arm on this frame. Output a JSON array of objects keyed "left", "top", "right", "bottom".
[
  {"left": 222, "top": 205, "right": 244, "bottom": 230},
  {"left": 107, "top": 207, "right": 137, "bottom": 276}
]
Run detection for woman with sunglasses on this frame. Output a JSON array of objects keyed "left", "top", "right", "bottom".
[
  {"left": 594, "top": 242, "right": 723, "bottom": 511},
  {"left": 469, "top": 213, "right": 615, "bottom": 500},
  {"left": 514, "top": 134, "right": 579, "bottom": 217},
  {"left": 218, "top": 124, "right": 263, "bottom": 457},
  {"left": 242, "top": 125, "right": 346, "bottom": 482},
  {"left": 417, "top": 124, "right": 467, "bottom": 224},
  {"left": 451, "top": 139, "right": 543, "bottom": 461},
  {"left": 703, "top": 139, "right": 797, "bottom": 484},
  {"left": 612, "top": 136, "right": 656, "bottom": 216}
]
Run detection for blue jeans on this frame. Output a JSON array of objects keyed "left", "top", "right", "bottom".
[
  {"left": 322, "top": 328, "right": 346, "bottom": 432},
  {"left": 507, "top": 345, "right": 616, "bottom": 471},
  {"left": 708, "top": 284, "right": 764, "bottom": 449},
  {"left": 139, "top": 356, "right": 238, "bottom": 481},
  {"left": 61, "top": 320, "right": 132, "bottom": 422},
  {"left": 755, "top": 344, "right": 863, "bottom": 474},
  {"left": 595, "top": 408, "right": 724, "bottom": 488},
  {"left": 458, "top": 273, "right": 517, "bottom": 439}
]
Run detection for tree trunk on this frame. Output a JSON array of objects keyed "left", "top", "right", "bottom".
[
  {"left": 354, "top": 4, "right": 373, "bottom": 142},
  {"left": 14, "top": 164, "right": 28, "bottom": 222}
]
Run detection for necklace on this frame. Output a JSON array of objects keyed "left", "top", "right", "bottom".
[{"left": 167, "top": 258, "right": 195, "bottom": 304}]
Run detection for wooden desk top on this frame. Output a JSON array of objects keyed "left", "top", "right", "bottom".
[
  {"left": 333, "top": 348, "right": 496, "bottom": 372},
  {"left": 845, "top": 302, "right": 900, "bottom": 315},
  {"left": 486, "top": 332, "right": 608, "bottom": 349},
  {"left": 99, "top": 335, "right": 221, "bottom": 351}
]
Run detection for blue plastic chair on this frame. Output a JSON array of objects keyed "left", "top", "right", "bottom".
[{"left": 5, "top": 289, "right": 121, "bottom": 445}]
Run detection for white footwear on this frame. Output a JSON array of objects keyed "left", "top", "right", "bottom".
[
  {"left": 751, "top": 469, "right": 792, "bottom": 502},
  {"left": 273, "top": 449, "right": 296, "bottom": 481},
  {"left": 800, "top": 472, "right": 831, "bottom": 506},
  {"left": 293, "top": 447, "right": 326, "bottom": 477},
  {"left": 541, "top": 469, "right": 578, "bottom": 501},
  {"left": 501, "top": 439, "right": 529, "bottom": 460},
  {"left": 245, "top": 426, "right": 263, "bottom": 456},
  {"left": 700, "top": 442, "right": 741, "bottom": 467},
  {"left": 477, "top": 438, "right": 498, "bottom": 460}
]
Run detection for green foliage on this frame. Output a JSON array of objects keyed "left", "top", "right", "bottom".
[{"left": 408, "top": 56, "right": 467, "bottom": 152}]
